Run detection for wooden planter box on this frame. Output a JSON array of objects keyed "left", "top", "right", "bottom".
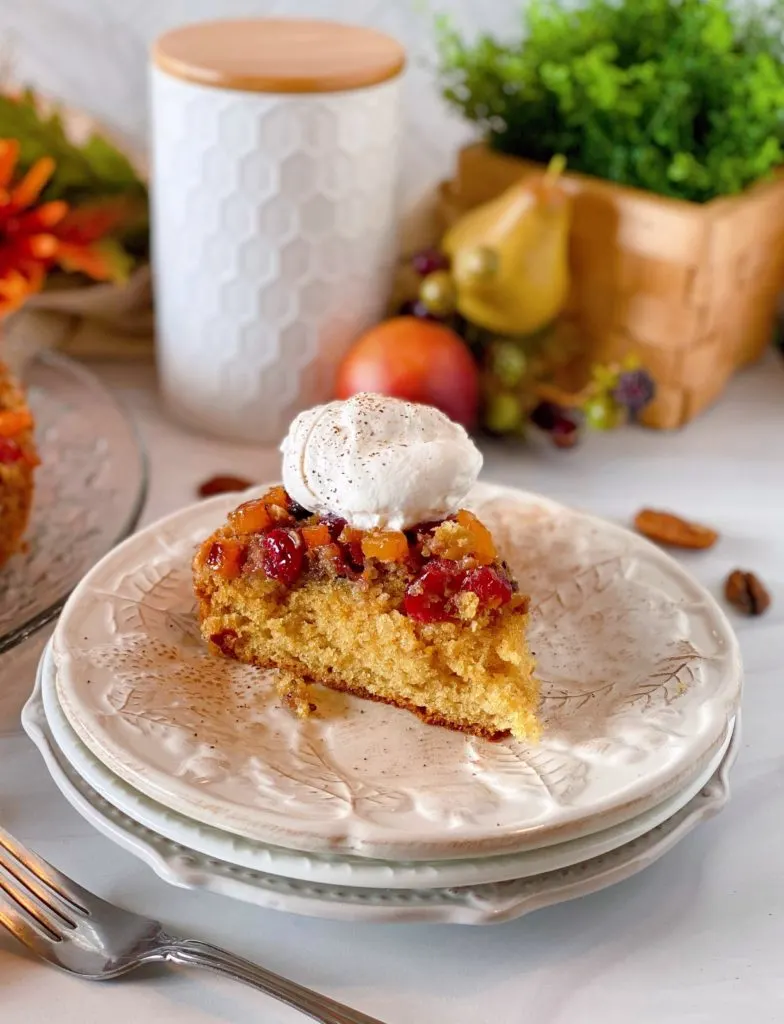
[{"left": 438, "top": 143, "right": 784, "bottom": 428}]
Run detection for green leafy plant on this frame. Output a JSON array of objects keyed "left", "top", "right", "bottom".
[{"left": 435, "top": 0, "right": 784, "bottom": 203}]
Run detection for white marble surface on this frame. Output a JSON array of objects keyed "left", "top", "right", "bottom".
[{"left": 1, "top": 355, "right": 784, "bottom": 1022}]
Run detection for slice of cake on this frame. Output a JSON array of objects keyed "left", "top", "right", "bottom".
[
  {"left": 0, "top": 361, "right": 38, "bottom": 569},
  {"left": 192, "top": 394, "right": 538, "bottom": 741}
]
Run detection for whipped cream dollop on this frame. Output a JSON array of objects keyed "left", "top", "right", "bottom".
[{"left": 280, "top": 393, "right": 483, "bottom": 530}]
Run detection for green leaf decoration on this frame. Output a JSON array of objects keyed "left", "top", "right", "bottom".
[
  {"left": 0, "top": 89, "right": 148, "bottom": 269},
  {"left": 78, "top": 134, "right": 143, "bottom": 195}
]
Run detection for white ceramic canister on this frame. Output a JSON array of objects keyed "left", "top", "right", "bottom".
[{"left": 150, "top": 19, "right": 405, "bottom": 442}]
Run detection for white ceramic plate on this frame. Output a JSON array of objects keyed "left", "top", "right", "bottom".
[
  {"left": 51, "top": 483, "right": 742, "bottom": 861},
  {"left": 21, "top": 675, "right": 740, "bottom": 925},
  {"left": 38, "top": 640, "right": 735, "bottom": 889}
]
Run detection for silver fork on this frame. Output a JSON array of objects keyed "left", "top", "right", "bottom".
[{"left": 0, "top": 825, "right": 385, "bottom": 1024}]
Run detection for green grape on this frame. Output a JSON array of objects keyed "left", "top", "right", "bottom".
[
  {"left": 419, "top": 270, "right": 457, "bottom": 317},
  {"left": 490, "top": 342, "right": 527, "bottom": 387},
  {"left": 621, "top": 352, "right": 642, "bottom": 372},
  {"left": 484, "top": 392, "right": 523, "bottom": 434},
  {"left": 453, "top": 245, "right": 499, "bottom": 286},
  {"left": 584, "top": 395, "right": 623, "bottom": 431},
  {"left": 590, "top": 363, "right": 621, "bottom": 391}
]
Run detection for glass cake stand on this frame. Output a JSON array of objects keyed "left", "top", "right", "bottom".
[{"left": 0, "top": 350, "right": 147, "bottom": 728}]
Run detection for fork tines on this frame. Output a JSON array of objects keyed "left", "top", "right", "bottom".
[{"left": 0, "top": 827, "right": 87, "bottom": 942}]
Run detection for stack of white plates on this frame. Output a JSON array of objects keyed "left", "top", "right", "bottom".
[{"left": 22, "top": 483, "right": 742, "bottom": 925}]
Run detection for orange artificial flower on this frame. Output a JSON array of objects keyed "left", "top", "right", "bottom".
[{"left": 0, "top": 138, "right": 128, "bottom": 317}]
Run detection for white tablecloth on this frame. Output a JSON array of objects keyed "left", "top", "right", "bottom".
[{"left": 2, "top": 357, "right": 783, "bottom": 1023}]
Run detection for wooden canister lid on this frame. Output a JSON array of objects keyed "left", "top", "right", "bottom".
[{"left": 153, "top": 18, "right": 406, "bottom": 94}]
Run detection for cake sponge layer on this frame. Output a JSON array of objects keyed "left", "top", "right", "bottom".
[{"left": 195, "top": 569, "right": 539, "bottom": 741}]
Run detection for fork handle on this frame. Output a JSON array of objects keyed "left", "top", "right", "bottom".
[{"left": 162, "top": 940, "right": 386, "bottom": 1024}]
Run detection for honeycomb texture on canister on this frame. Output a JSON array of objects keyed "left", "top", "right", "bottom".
[{"left": 151, "top": 20, "right": 405, "bottom": 442}]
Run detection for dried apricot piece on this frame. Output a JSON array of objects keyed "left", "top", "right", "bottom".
[
  {"left": 361, "top": 529, "right": 409, "bottom": 562},
  {"left": 205, "top": 538, "right": 245, "bottom": 579},
  {"left": 264, "top": 485, "right": 289, "bottom": 509},
  {"left": 0, "top": 409, "right": 33, "bottom": 437},
  {"left": 634, "top": 509, "right": 718, "bottom": 550},
  {"left": 338, "top": 525, "right": 364, "bottom": 544},
  {"left": 302, "top": 523, "right": 331, "bottom": 548},
  {"left": 229, "top": 498, "right": 272, "bottom": 534},
  {"left": 456, "top": 509, "right": 497, "bottom": 564}
]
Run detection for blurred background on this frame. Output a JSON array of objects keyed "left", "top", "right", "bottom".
[
  {"left": 0, "top": 0, "right": 781, "bottom": 445},
  {"left": 0, "top": 0, "right": 497, "bottom": 234}
]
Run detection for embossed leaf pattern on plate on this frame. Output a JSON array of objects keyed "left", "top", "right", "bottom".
[
  {"left": 24, "top": 664, "right": 740, "bottom": 922},
  {"left": 52, "top": 484, "right": 742, "bottom": 860},
  {"left": 34, "top": 642, "right": 735, "bottom": 891}
]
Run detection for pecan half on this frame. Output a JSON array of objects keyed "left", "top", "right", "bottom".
[
  {"left": 633, "top": 509, "right": 718, "bottom": 550},
  {"left": 724, "top": 570, "right": 771, "bottom": 616},
  {"left": 197, "top": 474, "right": 253, "bottom": 498}
]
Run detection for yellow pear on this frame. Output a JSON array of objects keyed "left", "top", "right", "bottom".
[{"left": 442, "top": 158, "right": 572, "bottom": 336}]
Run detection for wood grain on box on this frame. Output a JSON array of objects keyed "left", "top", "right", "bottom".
[{"left": 439, "top": 143, "right": 784, "bottom": 428}]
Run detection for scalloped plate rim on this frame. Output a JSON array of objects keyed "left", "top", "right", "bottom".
[
  {"left": 51, "top": 481, "right": 743, "bottom": 861},
  {"left": 21, "top": 672, "right": 741, "bottom": 925},
  {"left": 38, "top": 638, "right": 736, "bottom": 889}
]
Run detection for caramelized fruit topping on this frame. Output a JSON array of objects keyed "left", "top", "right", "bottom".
[
  {"left": 229, "top": 498, "right": 272, "bottom": 534},
  {"left": 0, "top": 438, "right": 24, "bottom": 464},
  {"left": 265, "top": 485, "right": 289, "bottom": 509},
  {"left": 404, "top": 561, "right": 513, "bottom": 622},
  {"left": 361, "top": 529, "right": 409, "bottom": 562},
  {"left": 288, "top": 499, "right": 312, "bottom": 521},
  {"left": 262, "top": 528, "right": 304, "bottom": 586},
  {"left": 323, "top": 514, "right": 347, "bottom": 539},
  {"left": 428, "top": 521, "right": 468, "bottom": 560},
  {"left": 208, "top": 487, "right": 516, "bottom": 618},
  {"left": 338, "top": 525, "right": 364, "bottom": 544},
  {"left": 461, "top": 566, "right": 513, "bottom": 608},
  {"left": 428, "top": 511, "right": 496, "bottom": 564},
  {"left": 301, "top": 523, "right": 331, "bottom": 548},
  {"left": 455, "top": 509, "right": 497, "bottom": 564},
  {"left": 404, "top": 559, "right": 463, "bottom": 623},
  {"left": 206, "top": 539, "right": 245, "bottom": 580},
  {"left": 320, "top": 542, "right": 354, "bottom": 577},
  {"left": 338, "top": 525, "right": 365, "bottom": 570},
  {"left": 0, "top": 409, "right": 33, "bottom": 438}
]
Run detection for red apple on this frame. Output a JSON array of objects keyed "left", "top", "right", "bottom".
[{"left": 335, "top": 317, "right": 479, "bottom": 429}]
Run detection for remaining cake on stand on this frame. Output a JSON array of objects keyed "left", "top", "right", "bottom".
[
  {"left": 0, "top": 362, "right": 38, "bottom": 569},
  {"left": 193, "top": 393, "right": 538, "bottom": 741}
]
